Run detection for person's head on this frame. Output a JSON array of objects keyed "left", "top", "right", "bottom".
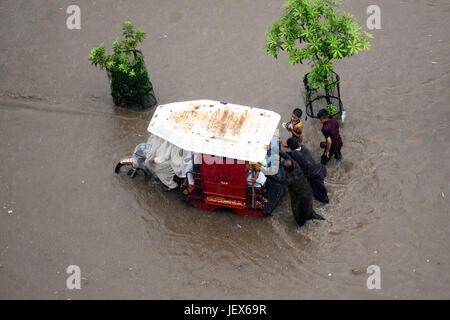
[
  {"left": 282, "top": 159, "right": 294, "bottom": 173},
  {"left": 286, "top": 137, "right": 300, "bottom": 150},
  {"left": 317, "top": 109, "right": 329, "bottom": 123},
  {"left": 291, "top": 108, "right": 302, "bottom": 123},
  {"left": 252, "top": 163, "right": 261, "bottom": 171}
]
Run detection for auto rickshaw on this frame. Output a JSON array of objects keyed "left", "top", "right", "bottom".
[{"left": 115, "top": 100, "right": 286, "bottom": 217}]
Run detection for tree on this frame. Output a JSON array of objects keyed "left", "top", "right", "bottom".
[
  {"left": 89, "top": 21, "right": 156, "bottom": 109},
  {"left": 264, "top": 0, "right": 373, "bottom": 91}
]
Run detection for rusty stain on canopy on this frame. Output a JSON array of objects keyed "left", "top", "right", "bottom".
[{"left": 147, "top": 100, "right": 281, "bottom": 162}]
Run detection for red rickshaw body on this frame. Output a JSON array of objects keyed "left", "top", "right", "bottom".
[
  {"left": 186, "top": 155, "right": 264, "bottom": 217},
  {"left": 146, "top": 100, "right": 282, "bottom": 217}
]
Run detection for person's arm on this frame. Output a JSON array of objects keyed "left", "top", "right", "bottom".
[
  {"left": 322, "top": 128, "right": 331, "bottom": 158},
  {"left": 325, "top": 137, "right": 332, "bottom": 158},
  {"left": 290, "top": 128, "right": 301, "bottom": 138},
  {"left": 251, "top": 170, "right": 260, "bottom": 183},
  {"left": 290, "top": 122, "right": 303, "bottom": 138},
  {"left": 278, "top": 138, "right": 288, "bottom": 153}
]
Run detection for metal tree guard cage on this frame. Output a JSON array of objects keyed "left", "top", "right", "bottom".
[{"left": 303, "top": 72, "right": 344, "bottom": 119}]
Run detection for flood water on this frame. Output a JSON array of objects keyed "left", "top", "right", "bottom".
[{"left": 0, "top": 0, "right": 449, "bottom": 299}]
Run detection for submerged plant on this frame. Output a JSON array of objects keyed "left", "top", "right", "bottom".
[
  {"left": 264, "top": 0, "right": 373, "bottom": 89},
  {"left": 89, "top": 21, "right": 156, "bottom": 109}
]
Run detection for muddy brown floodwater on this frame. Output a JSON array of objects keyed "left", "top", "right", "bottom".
[{"left": 0, "top": 0, "right": 449, "bottom": 299}]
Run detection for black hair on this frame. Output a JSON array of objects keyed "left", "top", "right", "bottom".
[
  {"left": 317, "top": 109, "right": 329, "bottom": 119},
  {"left": 293, "top": 108, "right": 303, "bottom": 118},
  {"left": 287, "top": 137, "right": 299, "bottom": 150}
]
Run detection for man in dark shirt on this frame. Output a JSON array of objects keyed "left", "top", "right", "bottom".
[
  {"left": 281, "top": 137, "right": 329, "bottom": 203},
  {"left": 279, "top": 151, "right": 325, "bottom": 226},
  {"left": 317, "top": 109, "right": 343, "bottom": 165}
]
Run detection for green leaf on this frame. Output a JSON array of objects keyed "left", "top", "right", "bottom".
[{"left": 363, "top": 31, "right": 374, "bottom": 39}]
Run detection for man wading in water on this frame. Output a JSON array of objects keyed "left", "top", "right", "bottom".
[
  {"left": 279, "top": 152, "right": 325, "bottom": 226},
  {"left": 317, "top": 109, "right": 343, "bottom": 165},
  {"left": 280, "top": 137, "right": 330, "bottom": 204}
]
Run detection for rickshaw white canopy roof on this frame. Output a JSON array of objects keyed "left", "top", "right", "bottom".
[{"left": 147, "top": 100, "right": 281, "bottom": 162}]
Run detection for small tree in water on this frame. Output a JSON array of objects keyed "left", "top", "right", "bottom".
[
  {"left": 89, "top": 21, "right": 157, "bottom": 110},
  {"left": 264, "top": 0, "right": 373, "bottom": 117}
]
